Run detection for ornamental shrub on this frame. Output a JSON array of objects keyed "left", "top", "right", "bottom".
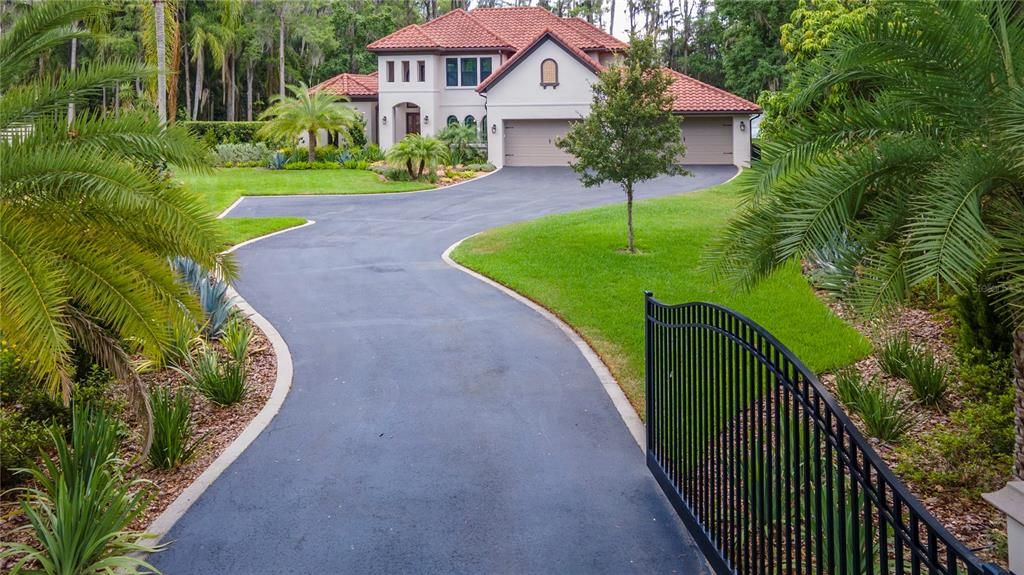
[
  {"left": 283, "top": 161, "right": 342, "bottom": 170},
  {"left": 213, "top": 143, "right": 271, "bottom": 167},
  {"left": 180, "top": 121, "right": 284, "bottom": 146}
]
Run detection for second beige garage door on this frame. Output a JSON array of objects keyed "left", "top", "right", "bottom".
[
  {"left": 504, "top": 119, "right": 574, "bottom": 166},
  {"left": 680, "top": 117, "right": 733, "bottom": 164}
]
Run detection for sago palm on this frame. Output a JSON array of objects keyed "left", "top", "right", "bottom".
[
  {"left": 258, "top": 82, "right": 359, "bottom": 162},
  {"left": 707, "top": 1, "right": 1024, "bottom": 477},
  {"left": 0, "top": 1, "right": 233, "bottom": 443},
  {"left": 386, "top": 134, "right": 449, "bottom": 179}
]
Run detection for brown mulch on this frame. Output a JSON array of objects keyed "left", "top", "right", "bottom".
[
  {"left": 817, "top": 295, "right": 1008, "bottom": 565},
  {"left": 0, "top": 316, "right": 276, "bottom": 568}
]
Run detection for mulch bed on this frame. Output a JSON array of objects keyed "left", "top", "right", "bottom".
[
  {"left": 818, "top": 297, "right": 1008, "bottom": 565},
  {"left": 0, "top": 316, "right": 276, "bottom": 569}
]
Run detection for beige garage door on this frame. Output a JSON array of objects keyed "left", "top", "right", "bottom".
[
  {"left": 680, "top": 117, "right": 733, "bottom": 164},
  {"left": 504, "top": 120, "right": 574, "bottom": 166}
]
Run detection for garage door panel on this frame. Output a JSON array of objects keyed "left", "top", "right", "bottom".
[
  {"left": 504, "top": 120, "right": 574, "bottom": 167},
  {"left": 680, "top": 117, "right": 733, "bottom": 165}
]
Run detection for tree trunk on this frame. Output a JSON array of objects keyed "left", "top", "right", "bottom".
[
  {"left": 154, "top": 0, "right": 167, "bottom": 124},
  {"left": 609, "top": 0, "right": 616, "bottom": 35},
  {"left": 226, "top": 54, "right": 235, "bottom": 121},
  {"left": 182, "top": 5, "right": 191, "bottom": 119},
  {"left": 625, "top": 182, "right": 635, "bottom": 253},
  {"left": 279, "top": 8, "right": 286, "bottom": 99},
  {"left": 307, "top": 129, "right": 317, "bottom": 162},
  {"left": 192, "top": 48, "right": 204, "bottom": 120},
  {"left": 246, "top": 61, "right": 253, "bottom": 121},
  {"left": 1014, "top": 326, "right": 1024, "bottom": 479},
  {"left": 68, "top": 34, "right": 77, "bottom": 126}
]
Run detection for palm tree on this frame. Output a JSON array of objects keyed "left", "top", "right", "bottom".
[
  {"left": 0, "top": 1, "right": 233, "bottom": 445},
  {"left": 386, "top": 134, "right": 449, "bottom": 180},
  {"left": 707, "top": 1, "right": 1024, "bottom": 477},
  {"left": 438, "top": 122, "right": 479, "bottom": 165},
  {"left": 186, "top": 1, "right": 232, "bottom": 120},
  {"left": 153, "top": 0, "right": 167, "bottom": 123},
  {"left": 258, "top": 83, "right": 358, "bottom": 162}
]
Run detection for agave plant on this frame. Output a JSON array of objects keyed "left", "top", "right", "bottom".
[
  {"left": 0, "top": 0, "right": 233, "bottom": 436},
  {"left": 0, "top": 408, "right": 163, "bottom": 573}
]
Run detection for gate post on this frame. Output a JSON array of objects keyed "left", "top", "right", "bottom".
[{"left": 984, "top": 481, "right": 1024, "bottom": 574}]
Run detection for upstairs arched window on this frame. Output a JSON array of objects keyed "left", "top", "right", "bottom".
[{"left": 540, "top": 59, "right": 558, "bottom": 88}]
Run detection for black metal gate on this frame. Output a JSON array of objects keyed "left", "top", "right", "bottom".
[{"left": 644, "top": 294, "right": 1004, "bottom": 575}]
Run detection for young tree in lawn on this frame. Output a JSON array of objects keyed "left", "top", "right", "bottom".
[
  {"left": 556, "top": 35, "right": 686, "bottom": 253},
  {"left": 258, "top": 83, "right": 358, "bottom": 162}
]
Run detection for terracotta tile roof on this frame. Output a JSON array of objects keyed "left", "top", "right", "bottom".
[
  {"left": 476, "top": 29, "right": 603, "bottom": 93},
  {"left": 309, "top": 73, "right": 378, "bottom": 98},
  {"left": 368, "top": 7, "right": 626, "bottom": 52},
  {"left": 664, "top": 68, "right": 761, "bottom": 113}
]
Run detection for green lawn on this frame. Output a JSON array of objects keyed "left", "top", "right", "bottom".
[
  {"left": 452, "top": 178, "right": 871, "bottom": 413},
  {"left": 218, "top": 216, "right": 308, "bottom": 249},
  {"left": 176, "top": 167, "right": 432, "bottom": 248},
  {"left": 179, "top": 167, "right": 433, "bottom": 213}
]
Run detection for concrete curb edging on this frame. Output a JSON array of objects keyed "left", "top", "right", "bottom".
[
  {"left": 441, "top": 235, "right": 646, "bottom": 451},
  {"left": 145, "top": 225, "right": 306, "bottom": 545}
]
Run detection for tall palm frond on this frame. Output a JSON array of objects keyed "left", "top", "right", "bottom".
[
  {"left": 0, "top": 0, "right": 232, "bottom": 445},
  {"left": 708, "top": 0, "right": 1024, "bottom": 326}
]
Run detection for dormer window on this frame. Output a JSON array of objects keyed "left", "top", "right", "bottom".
[{"left": 540, "top": 59, "right": 558, "bottom": 88}]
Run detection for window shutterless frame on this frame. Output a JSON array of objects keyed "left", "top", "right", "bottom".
[
  {"left": 417, "top": 60, "right": 425, "bottom": 82},
  {"left": 386, "top": 61, "right": 395, "bottom": 83},
  {"left": 402, "top": 61, "right": 410, "bottom": 82}
]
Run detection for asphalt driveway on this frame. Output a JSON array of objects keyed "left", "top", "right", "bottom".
[{"left": 151, "top": 166, "right": 737, "bottom": 574}]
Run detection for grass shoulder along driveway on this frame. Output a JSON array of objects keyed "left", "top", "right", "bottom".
[
  {"left": 180, "top": 167, "right": 434, "bottom": 214},
  {"left": 177, "top": 167, "right": 432, "bottom": 248},
  {"left": 451, "top": 178, "right": 871, "bottom": 414}
]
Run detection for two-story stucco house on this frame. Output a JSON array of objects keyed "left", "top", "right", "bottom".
[{"left": 310, "top": 6, "right": 760, "bottom": 168}]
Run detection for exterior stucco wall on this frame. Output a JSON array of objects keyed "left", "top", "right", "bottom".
[
  {"left": 732, "top": 115, "right": 752, "bottom": 167},
  {"left": 482, "top": 40, "right": 597, "bottom": 168}
]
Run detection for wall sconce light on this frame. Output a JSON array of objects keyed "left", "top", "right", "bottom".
[
  {"left": 382, "top": 115, "right": 388, "bottom": 126},
  {"left": 491, "top": 124, "right": 497, "bottom": 134},
  {"left": 739, "top": 120, "right": 746, "bottom": 132},
  {"left": 424, "top": 114, "right": 429, "bottom": 125}
]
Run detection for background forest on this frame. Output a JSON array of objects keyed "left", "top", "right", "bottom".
[{"left": 1, "top": 0, "right": 802, "bottom": 123}]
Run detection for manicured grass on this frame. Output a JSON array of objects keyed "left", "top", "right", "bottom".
[
  {"left": 218, "top": 217, "right": 308, "bottom": 248},
  {"left": 452, "top": 178, "right": 871, "bottom": 414},
  {"left": 179, "top": 167, "right": 433, "bottom": 213}
]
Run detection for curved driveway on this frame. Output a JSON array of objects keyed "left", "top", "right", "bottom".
[{"left": 152, "top": 166, "right": 736, "bottom": 574}]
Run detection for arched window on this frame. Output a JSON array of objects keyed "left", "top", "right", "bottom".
[
  {"left": 446, "top": 115, "right": 458, "bottom": 126},
  {"left": 540, "top": 58, "right": 558, "bottom": 87},
  {"left": 464, "top": 115, "right": 476, "bottom": 128},
  {"left": 480, "top": 115, "right": 488, "bottom": 142}
]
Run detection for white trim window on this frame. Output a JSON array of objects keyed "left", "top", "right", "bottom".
[{"left": 446, "top": 56, "right": 493, "bottom": 87}]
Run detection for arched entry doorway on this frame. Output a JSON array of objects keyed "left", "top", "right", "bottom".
[{"left": 392, "top": 102, "right": 420, "bottom": 142}]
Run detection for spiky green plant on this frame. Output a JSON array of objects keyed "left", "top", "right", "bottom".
[
  {"left": 148, "top": 386, "right": 204, "bottom": 469},
  {"left": 903, "top": 350, "right": 949, "bottom": 406},
  {"left": 877, "top": 333, "right": 914, "bottom": 378},
  {"left": 220, "top": 315, "right": 253, "bottom": 365},
  {"left": 258, "top": 82, "right": 358, "bottom": 162},
  {"left": 704, "top": 0, "right": 1024, "bottom": 475},
  {"left": 0, "top": 408, "right": 163, "bottom": 573},
  {"left": 0, "top": 1, "right": 233, "bottom": 411},
  {"left": 855, "top": 382, "right": 915, "bottom": 443},
  {"left": 177, "top": 345, "right": 247, "bottom": 406},
  {"left": 386, "top": 134, "right": 449, "bottom": 179}
]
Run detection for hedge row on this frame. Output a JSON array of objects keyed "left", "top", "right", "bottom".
[{"left": 179, "top": 121, "right": 285, "bottom": 146}]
